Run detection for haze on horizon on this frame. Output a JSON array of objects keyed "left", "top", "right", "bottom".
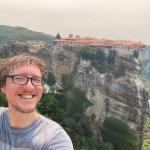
[{"left": 0, "top": 0, "right": 150, "bottom": 44}]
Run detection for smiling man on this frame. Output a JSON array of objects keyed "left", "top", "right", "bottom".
[{"left": 0, "top": 53, "right": 73, "bottom": 150}]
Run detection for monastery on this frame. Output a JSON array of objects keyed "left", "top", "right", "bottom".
[{"left": 53, "top": 33, "right": 145, "bottom": 55}]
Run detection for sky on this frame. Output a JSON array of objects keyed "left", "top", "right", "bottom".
[{"left": 0, "top": 0, "right": 150, "bottom": 44}]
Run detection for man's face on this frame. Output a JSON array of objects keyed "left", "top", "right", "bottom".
[{"left": 1, "top": 64, "right": 43, "bottom": 113}]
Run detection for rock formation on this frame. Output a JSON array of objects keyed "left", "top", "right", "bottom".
[
  {"left": 0, "top": 41, "right": 148, "bottom": 149},
  {"left": 74, "top": 50, "right": 149, "bottom": 150}
]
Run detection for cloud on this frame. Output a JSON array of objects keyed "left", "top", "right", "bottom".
[{"left": 0, "top": 0, "right": 150, "bottom": 44}]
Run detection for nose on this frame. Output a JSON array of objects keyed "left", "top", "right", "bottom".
[{"left": 24, "top": 78, "right": 34, "bottom": 88}]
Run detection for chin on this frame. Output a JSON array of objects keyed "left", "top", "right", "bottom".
[
  {"left": 19, "top": 108, "right": 36, "bottom": 114},
  {"left": 15, "top": 106, "right": 36, "bottom": 114}
]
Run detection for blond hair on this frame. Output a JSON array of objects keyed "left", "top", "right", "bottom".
[{"left": 0, "top": 53, "right": 48, "bottom": 87}]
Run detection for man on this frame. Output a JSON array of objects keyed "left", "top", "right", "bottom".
[{"left": 0, "top": 53, "right": 73, "bottom": 150}]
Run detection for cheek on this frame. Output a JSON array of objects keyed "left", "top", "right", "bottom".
[
  {"left": 2, "top": 82, "right": 16, "bottom": 95},
  {"left": 37, "top": 87, "right": 43, "bottom": 96}
]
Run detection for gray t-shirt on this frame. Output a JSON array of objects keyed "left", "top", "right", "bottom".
[{"left": 0, "top": 107, "right": 74, "bottom": 150}]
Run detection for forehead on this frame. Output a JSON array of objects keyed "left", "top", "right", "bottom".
[{"left": 9, "top": 64, "right": 42, "bottom": 76}]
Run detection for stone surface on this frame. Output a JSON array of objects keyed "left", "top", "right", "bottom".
[{"left": 0, "top": 42, "right": 149, "bottom": 149}]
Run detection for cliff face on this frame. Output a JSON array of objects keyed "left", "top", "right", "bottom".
[
  {"left": 141, "top": 45, "right": 150, "bottom": 74},
  {"left": 75, "top": 56, "right": 149, "bottom": 130},
  {"left": 51, "top": 46, "right": 78, "bottom": 85},
  {"left": 0, "top": 42, "right": 148, "bottom": 147},
  {"left": 51, "top": 45, "right": 149, "bottom": 146}
]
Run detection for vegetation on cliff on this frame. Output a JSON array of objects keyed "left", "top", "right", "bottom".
[
  {"left": 0, "top": 73, "right": 139, "bottom": 150},
  {"left": 78, "top": 46, "right": 107, "bottom": 73},
  {"left": 78, "top": 46, "right": 126, "bottom": 77},
  {"left": 102, "top": 117, "right": 139, "bottom": 150},
  {"left": 143, "top": 116, "right": 150, "bottom": 149}
]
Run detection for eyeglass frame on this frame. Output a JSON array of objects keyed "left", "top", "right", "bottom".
[{"left": 5, "top": 75, "right": 46, "bottom": 86}]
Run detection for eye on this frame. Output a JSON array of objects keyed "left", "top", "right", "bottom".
[
  {"left": 32, "top": 77, "right": 42, "bottom": 83},
  {"left": 13, "top": 75, "right": 27, "bottom": 83},
  {"left": 14, "top": 76, "right": 26, "bottom": 81}
]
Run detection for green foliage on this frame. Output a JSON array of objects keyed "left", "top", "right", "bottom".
[
  {"left": 0, "top": 93, "right": 7, "bottom": 107},
  {"left": 144, "top": 118, "right": 150, "bottom": 137},
  {"left": 38, "top": 88, "right": 100, "bottom": 150},
  {"left": 99, "top": 142, "right": 114, "bottom": 150},
  {"left": 113, "top": 64, "right": 126, "bottom": 78},
  {"left": 0, "top": 25, "right": 54, "bottom": 44},
  {"left": 38, "top": 73, "right": 107, "bottom": 150},
  {"left": 107, "top": 50, "right": 116, "bottom": 65},
  {"left": 143, "top": 118, "right": 150, "bottom": 149},
  {"left": 140, "top": 73, "right": 150, "bottom": 95},
  {"left": 61, "top": 73, "right": 74, "bottom": 91},
  {"left": 142, "top": 139, "right": 150, "bottom": 150},
  {"left": 133, "top": 50, "right": 139, "bottom": 59},
  {"left": 55, "top": 33, "right": 61, "bottom": 39},
  {"left": 46, "top": 72, "right": 56, "bottom": 86},
  {"left": 63, "top": 87, "right": 92, "bottom": 117},
  {"left": 102, "top": 117, "right": 139, "bottom": 150},
  {"left": 0, "top": 70, "right": 139, "bottom": 150},
  {"left": 91, "top": 50, "right": 106, "bottom": 73},
  {"left": 78, "top": 46, "right": 91, "bottom": 60},
  {"left": 78, "top": 47, "right": 106, "bottom": 73}
]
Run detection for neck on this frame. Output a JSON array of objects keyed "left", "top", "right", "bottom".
[{"left": 7, "top": 107, "right": 39, "bottom": 128}]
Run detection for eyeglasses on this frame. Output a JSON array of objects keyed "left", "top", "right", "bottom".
[{"left": 5, "top": 75, "right": 45, "bottom": 86}]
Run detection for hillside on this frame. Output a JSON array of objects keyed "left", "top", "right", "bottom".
[{"left": 0, "top": 25, "right": 54, "bottom": 44}]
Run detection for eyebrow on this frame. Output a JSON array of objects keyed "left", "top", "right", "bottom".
[{"left": 10, "top": 74, "right": 42, "bottom": 78}]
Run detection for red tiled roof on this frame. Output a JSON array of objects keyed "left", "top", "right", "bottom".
[{"left": 53, "top": 35, "right": 145, "bottom": 47}]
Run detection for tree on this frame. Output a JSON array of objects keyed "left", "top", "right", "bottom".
[
  {"left": 78, "top": 47, "right": 106, "bottom": 73},
  {"left": 113, "top": 64, "right": 126, "bottom": 78},
  {"left": 55, "top": 33, "right": 61, "bottom": 39},
  {"left": 46, "top": 72, "right": 56, "bottom": 86},
  {"left": 38, "top": 73, "right": 106, "bottom": 150},
  {"left": 107, "top": 50, "right": 116, "bottom": 72},
  {"left": 61, "top": 73, "right": 74, "bottom": 91},
  {"left": 133, "top": 50, "right": 139, "bottom": 59},
  {"left": 107, "top": 50, "right": 116, "bottom": 64},
  {"left": 0, "top": 93, "right": 7, "bottom": 107},
  {"left": 102, "top": 117, "right": 139, "bottom": 150}
]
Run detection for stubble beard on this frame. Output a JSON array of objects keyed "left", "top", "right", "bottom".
[{"left": 12, "top": 104, "right": 36, "bottom": 114}]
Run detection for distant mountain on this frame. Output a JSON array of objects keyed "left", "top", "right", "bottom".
[{"left": 0, "top": 25, "right": 54, "bottom": 44}]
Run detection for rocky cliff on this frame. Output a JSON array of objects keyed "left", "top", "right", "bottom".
[
  {"left": 141, "top": 45, "right": 150, "bottom": 74},
  {"left": 0, "top": 42, "right": 149, "bottom": 149},
  {"left": 50, "top": 45, "right": 149, "bottom": 149},
  {"left": 75, "top": 55, "right": 148, "bottom": 140}
]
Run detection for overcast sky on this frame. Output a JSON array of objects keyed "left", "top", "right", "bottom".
[{"left": 0, "top": 0, "right": 150, "bottom": 44}]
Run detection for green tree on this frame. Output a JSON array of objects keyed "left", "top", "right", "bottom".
[
  {"left": 102, "top": 117, "right": 139, "bottom": 150},
  {"left": 78, "top": 47, "right": 106, "bottom": 73},
  {"left": 38, "top": 73, "right": 108, "bottom": 150},
  {"left": 0, "top": 93, "right": 7, "bottom": 107},
  {"left": 55, "top": 33, "right": 61, "bottom": 39},
  {"left": 61, "top": 73, "right": 74, "bottom": 91},
  {"left": 107, "top": 50, "right": 116, "bottom": 65},
  {"left": 46, "top": 72, "right": 56, "bottom": 86},
  {"left": 133, "top": 50, "right": 139, "bottom": 59},
  {"left": 113, "top": 64, "right": 126, "bottom": 78}
]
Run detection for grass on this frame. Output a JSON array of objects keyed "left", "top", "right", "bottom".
[
  {"left": 143, "top": 118, "right": 150, "bottom": 150},
  {"left": 142, "top": 139, "right": 150, "bottom": 150}
]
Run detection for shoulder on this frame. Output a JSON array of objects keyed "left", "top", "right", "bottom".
[
  {"left": 0, "top": 107, "right": 7, "bottom": 116},
  {"left": 0, "top": 107, "right": 7, "bottom": 126},
  {"left": 39, "top": 115, "right": 74, "bottom": 150},
  {"left": 39, "top": 115, "right": 61, "bottom": 133}
]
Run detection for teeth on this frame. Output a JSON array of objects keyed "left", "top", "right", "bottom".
[{"left": 19, "top": 95, "right": 34, "bottom": 99}]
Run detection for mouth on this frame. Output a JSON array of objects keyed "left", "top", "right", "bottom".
[{"left": 17, "top": 94, "right": 36, "bottom": 99}]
